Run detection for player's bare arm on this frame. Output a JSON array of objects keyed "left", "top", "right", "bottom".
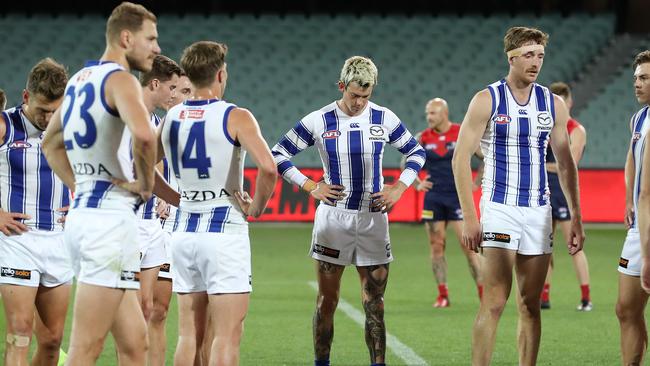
[
  {"left": 229, "top": 108, "right": 277, "bottom": 218},
  {"left": 549, "top": 95, "right": 585, "bottom": 254},
  {"left": 42, "top": 108, "right": 75, "bottom": 189},
  {"left": 637, "top": 126, "right": 650, "bottom": 292},
  {"left": 452, "top": 89, "right": 491, "bottom": 252},
  {"left": 625, "top": 145, "right": 636, "bottom": 228},
  {"left": 151, "top": 121, "right": 180, "bottom": 207},
  {"left": 546, "top": 124, "right": 586, "bottom": 173},
  {"left": 107, "top": 71, "right": 156, "bottom": 201}
]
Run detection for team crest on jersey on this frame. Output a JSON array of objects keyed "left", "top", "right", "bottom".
[
  {"left": 322, "top": 130, "right": 341, "bottom": 139},
  {"left": 493, "top": 114, "right": 511, "bottom": 125},
  {"left": 633, "top": 132, "right": 642, "bottom": 141},
  {"left": 8, "top": 141, "right": 31, "bottom": 149}
]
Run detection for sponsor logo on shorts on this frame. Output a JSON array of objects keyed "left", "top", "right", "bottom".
[
  {"left": 159, "top": 263, "right": 170, "bottom": 273},
  {"left": 120, "top": 270, "right": 140, "bottom": 282},
  {"left": 385, "top": 243, "right": 392, "bottom": 258},
  {"left": 619, "top": 257, "right": 629, "bottom": 269},
  {"left": 483, "top": 232, "right": 511, "bottom": 243},
  {"left": 249, "top": 275, "right": 252, "bottom": 285},
  {"left": 313, "top": 244, "right": 340, "bottom": 259},
  {"left": 421, "top": 210, "right": 433, "bottom": 220},
  {"left": 1, "top": 267, "right": 31, "bottom": 280}
]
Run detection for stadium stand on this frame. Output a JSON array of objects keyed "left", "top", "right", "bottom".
[{"left": 0, "top": 13, "right": 618, "bottom": 166}]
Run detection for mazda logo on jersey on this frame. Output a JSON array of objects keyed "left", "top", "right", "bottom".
[
  {"left": 322, "top": 130, "right": 340, "bottom": 139},
  {"left": 537, "top": 112, "right": 551, "bottom": 126},
  {"left": 8, "top": 141, "right": 31, "bottom": 149},
  {"left": 369, "top": 126, "right": 384, "bottom": 136},
  {"left": 493, "top": 114, "right": 511, "bottom": 125}
]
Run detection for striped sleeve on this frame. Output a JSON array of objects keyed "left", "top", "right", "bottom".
[
  {"left": 387, "top": 117, "right": 425, "bottom": 186},
  {"left": 271, "top": 119, "right": 315, "bottom": 187}
]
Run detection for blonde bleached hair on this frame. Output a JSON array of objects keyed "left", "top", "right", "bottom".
[{"left": 339, "top": 56, "right": 378, "bottom": 89}]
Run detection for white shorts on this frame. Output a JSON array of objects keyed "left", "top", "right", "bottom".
[
  {"left": 310, "top": 204, "right": 393, "bottom": 266},
  {"left": 157, "top": 231, "right": 172, "bottom": 281},
  {"left": 65, "top": 208, "right": 140, "bottom": 290},
  {"left": 480, "top": 199, "right": 553, "bottom": 255},
  {"left": 0, "top": 230, "right": 73, "bottom": 287},
  {"left": 138, "top": 218, "right": 167, "bottom": 269},
  {"left": 619, "top": 228, "right": 641, "bottom": 276},
  {"left": 171, "top": 231, "right": 251, "bottom": 294}
]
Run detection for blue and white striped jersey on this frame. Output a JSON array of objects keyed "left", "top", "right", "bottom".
[
  {"left": 0, "top": 106, "right": 70, "bottom": 231},
  {"left": 630, "top": 106, "right": 649, "bottom": 229},
  {"left": 161, "top": 98, "right": 246, "bottom": 233},
  {"left": 160, "top": 157, "right": 179, "bottom": 232},
  {"left": 136, "top": 114, "right": 161, "bottom": 220},
  {"left": 480, "top": 80, "right": 555, "bottom": 207},
  {"left": 272, "top": 101, "right": 425, "bottom": 211},
  {"left": 62, "top": 61, "right": 139, "bottom": 212}
]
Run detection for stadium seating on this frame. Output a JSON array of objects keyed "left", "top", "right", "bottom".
[{"left": 0, "top": 13, "right": 616, "bottom": 167}]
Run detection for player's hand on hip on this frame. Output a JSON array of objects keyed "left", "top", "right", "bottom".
[
  {"left": 416, "top": 175, "right": 433, "bottom": 192},
  {"left": 624, "top": 204, "right": 635, "bottom": 229},
  {"left": 56, "top": 206, "right": 69, "bottom": 226},
  {"left": 234, "top": 191, "right": 254, "bottom": 216},
  {"left": 462, "top": 217, "right": 482, "bottom": 253},
  {"left": 112, "top": 178, "right": 152, "bottom": 201},
  {"left": 567, "top": 217, "right": 586, "bottom": 255},
  {"left": 0, "top": 209, "right": 30, "bottom": 236},
  {"left": 370, "top": 181, "right": 408, "bottom": 213},
  {"left": 156, "top": 199, "right": 170, "bottom": 219},
  {"left": 310, "top": 182, "right": 346, "bottom": 205}
]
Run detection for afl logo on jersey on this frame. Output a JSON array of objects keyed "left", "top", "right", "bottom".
[
  {"left": 633, "top": 132, "right": 642, "bottom": 141},
  {"left": 322, "top": 130, "right": 341, "bottom": 139},
  {"left": 8, "top": 141, "right": 31, "bottom": 149},
  {"left": 493, "top": 114, "right": 511, "bottom": 125}
]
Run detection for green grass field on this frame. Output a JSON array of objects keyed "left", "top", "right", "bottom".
[{"left": 0, "top": 223, "right": 640, "bottom": 365}]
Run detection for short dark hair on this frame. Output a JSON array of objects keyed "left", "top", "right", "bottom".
[
  {"left": 633, "top": 50, "right": 650, "bottom": 70},
  {"left": 106, "top": 2, "right": 157, "bottom": 44},
  {"left": 26, "top": 58, "right": 68, "bottom": 101},
  {"left": 139, "top": 55, "right": 182, "bottom": 86},
  {"left": 0, "top": 89, "right": 6, "bottom": 111},
  {"left": 181, "top": 41, "right": 228, "bottom": 89},
  {"left": 550, "top": 82, "right": 571, "bottom": 99},
  {"left": 503, "top": 26, "right": 549, "bottom": 53}
]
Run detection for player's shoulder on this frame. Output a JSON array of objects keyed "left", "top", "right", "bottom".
[
  {"left": 367, "top": 101, "right": 401, "bottom": 126},
  {"left": 300, "top": 101, "right": 337, "bottom": 124}
]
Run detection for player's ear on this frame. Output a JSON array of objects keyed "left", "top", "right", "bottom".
[
  {"left": 337, "top": 81, "right": 346, "bottom": 92},
  {"left": 150, "top": 79, "right": 159, "bottom": 90},
  {"left": 119, "top": 29, "right": 132, "bottom": 49},
  {"left": 22, "top": 90, "right": 29, "bottom": 105}
]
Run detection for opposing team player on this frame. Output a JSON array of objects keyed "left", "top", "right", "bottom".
[
  {"left": 272, "top": 56, "right": 425, "bottom": 366},
  {"left": 42, "top": 2, "right": 160, "bottom": 365},
  {"left": 0, "top": 58, "right": 70, "bottom": 366},
  {"left": 452, "top": 27, "right": 584, "bottom": 365},
  {"left": 161, "top": 41, "right": 276, "bottom": 366},
  {"left": 617, "top": 50, "right": 650, "bottom": 366},
  {"left": 149, "top": 69, "right": 190, "bottom": 366},
  {"left": 413, "top": 97, "right": 482, "bottom": 307},
  {"left": 540, "top": 82, "right": 591, "bottom": 311}
]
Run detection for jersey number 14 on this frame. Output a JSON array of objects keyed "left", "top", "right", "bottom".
[{"left": 169, "top": 120, "right": 212, "bottom": 179}]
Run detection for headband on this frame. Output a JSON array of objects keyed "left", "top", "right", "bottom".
[{"left": 506, "top": 44, "right": 545, "bottom": 58}]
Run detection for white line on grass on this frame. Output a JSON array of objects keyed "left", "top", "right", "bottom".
[{"left": 308, "top": 281, "right": 429, "bottom": 366}]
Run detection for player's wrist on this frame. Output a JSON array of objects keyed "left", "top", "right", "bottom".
[{"left": 302, "top": 179, "right": 318, "bottom": 193}]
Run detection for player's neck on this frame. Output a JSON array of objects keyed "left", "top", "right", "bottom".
[
  {"left": 192, "top": 87, "right": 222, "bottom": 101},
  {"left": 433, "top": 121, "right": 452, "bottom": 134},
  {"left": 505, "top": 74, "right": 534, "bottom": 104},
  {"left": 142, "top": 90, "right": 156, "bottom": 114},
  {"left": 100, "top": 47, "right": 131, "bottom": 71}
]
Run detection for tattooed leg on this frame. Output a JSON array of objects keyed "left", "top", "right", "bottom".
[
  {"left": 313, "top": 260, "right": 345, "bottom": 361},
  {"left": 358, "top": 263, "right": 389, "bottom": 363}
]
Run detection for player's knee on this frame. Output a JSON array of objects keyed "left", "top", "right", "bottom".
[
  {"left": 37, "top": 331, "right": 64, "bottom": 353},
  {"left": 518, "top": 298, "right": 541, "bottom": 319},
  {"left": 615, "top": 299, "right": 641, "bottom": 322},
  {"left": 5, "top": 333, "right": 31, "bottom": 348},
  {"left": 150, "top": 302, "right": 169, "bottom": 324},
  {"left": 316, "top": 294, "right": 339, "bottom": 314},
  {"left": 483, "top": 297, "right": 508, "bottom": 318},
  {"left": 7, "top": 315, "right": 33, "bottom": 336}
]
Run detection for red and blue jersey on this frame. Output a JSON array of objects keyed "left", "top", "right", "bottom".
[{"left": 419, "top": 123, "right": 460, "bottom": 194}]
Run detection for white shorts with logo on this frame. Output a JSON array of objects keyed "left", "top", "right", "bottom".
[
  {"left": 480, "top": 199, "right": 553, "bottom": 255},
  {"left": 157, "top": 230, "right": 172, "bottom": 280},
  {"left": 171, "top": 231, "right": 251, "bottom": 294},
  {"left": 65, "top": 208, "right": 140, "bottom": 290},
  {"left": 619, "top": 228, "right": 641, "bottom": 276},
  {"left": 138, "top": 218, "right": 167, "bottom": 269},
  {"left": 310, "top": 204, "right": 393, "bottom": 266},
  {"left": 0, "top": 230, "right": 73, "bottom": 287}
]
